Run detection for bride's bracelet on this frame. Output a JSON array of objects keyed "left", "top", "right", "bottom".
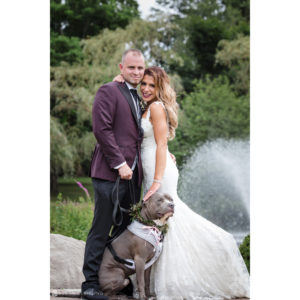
[{"left": 153, "top": 179, "right": 162, "bottom": 184}]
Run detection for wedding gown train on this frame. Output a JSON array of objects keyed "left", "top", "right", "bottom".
[{"left": 140, "top": 102, "right": 250, "bottom": 300}]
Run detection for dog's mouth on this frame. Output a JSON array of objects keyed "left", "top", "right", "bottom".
[
  {"left": 165, "top": 210, "right": 174, "bottom": 218},
  {"left": 157, "top": 209, "right": 174, "bottom": 219}
]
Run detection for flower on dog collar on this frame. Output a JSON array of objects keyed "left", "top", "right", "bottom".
[{"left": 130, "top": 202, "right": 169, "bottom": 235}]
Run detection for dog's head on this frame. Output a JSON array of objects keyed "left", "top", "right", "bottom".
[{"left": 142, "top": 193, "right": 174, "bottom": 223}]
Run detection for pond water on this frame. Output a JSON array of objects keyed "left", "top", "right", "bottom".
[{"left": 51, "top": 179, "right": 94, "bottom": 202}]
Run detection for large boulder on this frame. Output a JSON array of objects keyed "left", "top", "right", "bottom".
[{"left": 50, "top": 234, "right": 85, "bottom": 289}]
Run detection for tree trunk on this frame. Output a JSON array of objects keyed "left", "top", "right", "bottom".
[{"left": 50, "top": 172, "right": 58, "bottom": 194}]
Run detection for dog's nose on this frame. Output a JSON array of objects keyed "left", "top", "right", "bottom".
[{"left": 168, "top": 203, "right": 174, "bottom": 209}]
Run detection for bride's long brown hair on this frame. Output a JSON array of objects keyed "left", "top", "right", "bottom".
[{"left": 143, "top": 66, "right": 178, "bottom": 140}]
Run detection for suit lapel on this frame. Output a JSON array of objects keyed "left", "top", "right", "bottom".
[{"left": 118, "top": 83, "right": 139, "bottom": 126}]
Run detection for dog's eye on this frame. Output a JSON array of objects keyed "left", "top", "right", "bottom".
[{"left": 158, "top": 199, "right": 163, "bottom": 202}]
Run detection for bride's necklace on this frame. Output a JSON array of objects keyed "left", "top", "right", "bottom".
[{"left": 130, "top": 202, "right": 169, "bottom": 235}]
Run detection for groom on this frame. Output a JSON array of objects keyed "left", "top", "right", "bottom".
[{"left": 81, "top": 49, "right": 145, "bottom": 300}]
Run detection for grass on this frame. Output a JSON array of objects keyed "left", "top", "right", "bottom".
[
  {"left": 51, "top": 192, "right": 250, "bottom": 272},
  {"left": 239, "top": 234, "right": 250, "bottom": 273},
  {"left": 50, "top": 193, "right": 94, "bottom": 241}
]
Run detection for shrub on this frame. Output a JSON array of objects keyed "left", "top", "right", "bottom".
[
  {"left": 169, "top": 75, "right": 250, "bottom": 166},
  {"left": 51, "top": 31, "right": 83, "bottom": 66},
  {"left": 239, "top": 234, "right": 250, "bottom": 273}
]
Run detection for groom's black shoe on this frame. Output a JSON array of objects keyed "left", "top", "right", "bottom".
[{"left": 81, "top": 288, "right": 108, "bottom": 300}]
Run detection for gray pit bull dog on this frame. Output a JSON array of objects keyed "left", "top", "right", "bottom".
[{"left": 99, "top": 193, "right": 174, "bottom": 300}]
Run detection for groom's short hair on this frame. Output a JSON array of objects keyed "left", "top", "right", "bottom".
[{"left": 121, "top": 48, "right": 144, "bottom": 64}]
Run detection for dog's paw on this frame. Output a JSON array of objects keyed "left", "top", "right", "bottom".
[{"left": 145, "top": 290, "right": 156, "bottom": 298}]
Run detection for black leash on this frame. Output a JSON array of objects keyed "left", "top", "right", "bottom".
[
  {"left": 111, "top": 176, "right": 123, "bottom": 227},
  {"left": 111, "top": 175, "right": 136, "bottom": 227},
  {"left": 107, "top": 175, "right": 137, "bottom": 267}
]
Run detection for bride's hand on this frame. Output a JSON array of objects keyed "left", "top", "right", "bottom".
[
  {"left": 113, "top": 74, "right": 125, "bottom": 82},
  {"left": 143, "top": 182, "right": 161, "bottom": 201}
]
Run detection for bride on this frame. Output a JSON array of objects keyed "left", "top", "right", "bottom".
[{"left": 118, "top": 66, "right": 250, "bottom": 299}]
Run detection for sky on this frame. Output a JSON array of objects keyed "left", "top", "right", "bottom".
[{"left": 136, "top": 0, "right": 162, "bottom": 19}]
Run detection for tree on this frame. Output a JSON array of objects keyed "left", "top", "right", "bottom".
[
  {"left": 216, "top": 35, "right": 250, "bottom": 95},
  {"left": 50, "top": 0, "right": 140, "bottom": 66},
  {"left": 51, "top": 0, "right": 140, "bottom": 38},
  {"left": 50, "top": 116, "right": 75, "bottom": 193},
  {"left": 169, "top": 75, "right": 250, "bottom": 165},
  {"left": 154, "top": 0, "right": 250, "bottom": 92},
  {"left": 51, "top": 31, "right": 83, "bottom": 66},
  {"left": 221, "top": 0, "right": 250, "bottom": 36},
  {"left": 155, "top": 0, "right": 221, "bottom": 16},
  {"left": 169, "top": 15, "right": 229, "bottom": 92}
]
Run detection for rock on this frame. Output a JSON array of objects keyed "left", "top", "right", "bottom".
[
  {"left": 50, "top": 234, "right": 85, "bottom": 289},
  {"left": 50, "top": 289, "right": 81, "bottom": 297}
]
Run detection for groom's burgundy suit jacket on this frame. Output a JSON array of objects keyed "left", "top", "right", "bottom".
[{"left": 89, "top": 81, "right": 143, "bottom": 187}]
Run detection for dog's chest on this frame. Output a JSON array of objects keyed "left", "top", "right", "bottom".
[
  {"left": 126, "top": 220, "right": 163, "bottom": 270},
  {"left": 128, "top": 220, "right": 163, "bottom": 246}
]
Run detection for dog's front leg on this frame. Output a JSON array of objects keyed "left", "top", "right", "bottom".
[
  {"left": 134, "top": 255, "right": 147, "bottom": 300},
  {"left": 145, "top": 266, "right": 155, "bottom": 298}
]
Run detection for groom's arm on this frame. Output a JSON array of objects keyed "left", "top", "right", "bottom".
[{"left": 92, "top": 84, "right": 126, "bottom": 169}]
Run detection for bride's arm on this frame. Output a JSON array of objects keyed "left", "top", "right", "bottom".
[
  {"left": 113, "top": 74, "right": 124, "bottom": 82},
  {"left": 143, "top": 103, "right": 168, "bottom": 201}
]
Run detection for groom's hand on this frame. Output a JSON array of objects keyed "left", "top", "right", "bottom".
[
  {"left": 118, "top": 163, "right": 133, "bottom": 180},
  {"left": 170, "top": 152, "right": 176, "bottom": 164}
]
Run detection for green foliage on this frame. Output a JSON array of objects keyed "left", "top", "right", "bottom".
[
  {"left": 155, "top": 0, "right": 249, "bottom": 31},
  {"left": 169, "top": 75, "right": 249, "bottom": 165},
  {"left": 172, "top": 16, "right": 228, "bottom": 92},
  {"left": 154, "top": 0, "right": 249, "bottom": 92},
  {"left": 155, "top": 0, "right": 221, "bottom": 16},
  {"left": 50, "top": 196, "right": 94, "bottom": 241},
  {"left": 50, "top": 116, "right": 75, "bottom": 177},
  {"left": 51, "top": 0, "right": 140, "bottom": 66},
  {"left": 51, "top": 0, "right": 140, "bottom": 38},
  {"left": 222, "top": 0, "right": 250, "bottom": 34},
  {"left": 130, "top": 202, "right": 169, "bottom": 234},
  {"left": 51, "top": 31, "right": 83, "bottom": 66},
  {"left": 51, "top": 63, "right": 97, "bottom": 179},
  {"left": 81, "top": 18, "right": 183, "bottom": 72},
  {"left": 216, "top": 35, "right": 250, "bottom": 95},
  {"left": 239, "top": 234, "right": 250, "bottom": 273}
]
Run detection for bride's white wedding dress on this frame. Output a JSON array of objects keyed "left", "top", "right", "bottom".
[{"left": 141, "top": 102, "right": 250, "bottom": 300}]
